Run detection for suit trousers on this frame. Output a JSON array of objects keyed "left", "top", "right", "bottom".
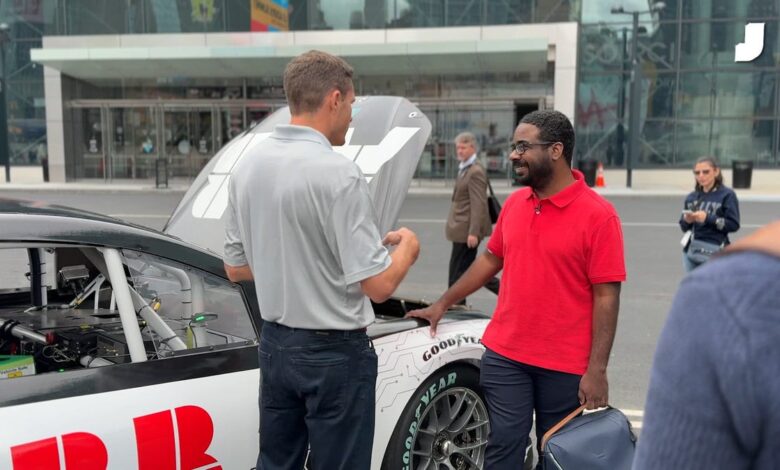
[{"left": 448, "top": 242, "right": 500, "bottom": 304}]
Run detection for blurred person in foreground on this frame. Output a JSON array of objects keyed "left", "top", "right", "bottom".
[
  {"left": 446, "top": 131, "right": 500, "bottom": 304},
  {"left": 679, "top": 156, "right": 740, "bottom": 272},
  {"left": 634, "top": 220, "right": 780, "bottom": 469},
  {"left": 408, "top": 110, "right": 625, "bottom": 469},
  {"left": 223, "top": 50, "right": 420, "bottom": 470}
]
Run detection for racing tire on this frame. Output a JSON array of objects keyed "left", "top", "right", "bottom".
[{"left": 381, "top": 364, "right": 490, "bottom": 470}]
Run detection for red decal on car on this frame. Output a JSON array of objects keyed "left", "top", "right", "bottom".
[
  {"left": 10, "top": 405, "right": 220, "bottom": 469},
  {"left": 11, "top": 437, "right": 60, "bottom": 470},
  {"left": 134, "top": 406, "right": 221, "bottom": 470},
  {"left": 134, "top": 410, "right": 176, "bottom": 470},
  {"left": 12, "top": 433, "right": 106, "bottom": 470},
  {"left": 175, "top": 406, "right": 221, "bottom": 470},
  {"left": 62, "top": 432, "right": 108, "bottom": 470}
]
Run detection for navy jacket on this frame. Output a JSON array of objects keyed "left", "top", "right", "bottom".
[{"left": 679, "top": 185, "right": 740, "bottom": 245}]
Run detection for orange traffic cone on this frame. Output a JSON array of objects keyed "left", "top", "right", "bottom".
[{"left": 595, "top": 162, "right": 606, "bottom": 187}]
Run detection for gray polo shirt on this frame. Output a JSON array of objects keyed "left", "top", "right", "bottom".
[{"left": 223, "top": 125, "right": 391, "bottom": 330}]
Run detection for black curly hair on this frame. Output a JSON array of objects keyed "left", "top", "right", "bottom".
[{"left": 519, "top": 110, "right": 575, "bottom": 165}]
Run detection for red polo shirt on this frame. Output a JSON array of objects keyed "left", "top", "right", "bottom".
[{"left": 483, "top": 170, "right": 626, "bottom": 375}]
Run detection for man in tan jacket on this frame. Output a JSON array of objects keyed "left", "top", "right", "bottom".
[{"left": 446, "top": 132, "right": 500, "bottom": 304}]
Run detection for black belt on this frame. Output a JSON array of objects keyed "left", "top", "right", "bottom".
[{"left": 264, "top": 321, "right": 367, "bottom": 335}]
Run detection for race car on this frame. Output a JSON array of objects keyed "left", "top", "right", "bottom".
[
  {"left": 0, "top": 97, "right": 529, "bottom": 469},
  {"left": 0, "top": 199, "right": 491, "bottom": 470}
]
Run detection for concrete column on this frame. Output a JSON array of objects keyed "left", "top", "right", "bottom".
[
  {"left": 481, "top": 23, "right": 579, "bottom": 122},
  {"left": 43, "top": 66, "right": 66, "bottom": 182},
  {"left": 551, "top": 23, "right": 579, "bottom": 122}
]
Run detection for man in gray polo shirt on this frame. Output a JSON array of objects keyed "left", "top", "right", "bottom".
[{"left": 223, "top": 50, "right": 420, "bottom": 470}]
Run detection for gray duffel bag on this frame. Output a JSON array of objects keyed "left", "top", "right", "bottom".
[{"left": 541, "top": 405, "right": 637, "bottom": 470}]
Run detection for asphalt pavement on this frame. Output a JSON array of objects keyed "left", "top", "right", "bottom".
[{"left": 1, "top": 187, "right": 778, "bottom": 430}]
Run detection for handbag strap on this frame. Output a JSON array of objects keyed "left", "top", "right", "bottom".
[
  {"left": 486, "top": 178, "right": 496, "bottom": 198},
  {"left": 541, "top": 404, "right": 587, "bottom": 450}
]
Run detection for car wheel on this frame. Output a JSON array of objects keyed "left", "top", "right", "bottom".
[{"left": 381, "top": 364, "right": 489, "bottom": 470}]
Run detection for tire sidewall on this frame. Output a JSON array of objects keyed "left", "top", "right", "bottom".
[{"left": 381, "top": 363, "right": 483, "bottom": 470}]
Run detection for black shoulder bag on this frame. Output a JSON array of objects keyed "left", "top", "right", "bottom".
[{"left": 486, "top": 179, "right": 501, "bottom": 224}]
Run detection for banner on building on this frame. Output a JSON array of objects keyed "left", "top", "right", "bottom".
[
  {"left": 251, "top": 0, "right": 289, "bottom": 31},
  {"left": 192, "top": 0, "right": 217, "bottom": 24}
]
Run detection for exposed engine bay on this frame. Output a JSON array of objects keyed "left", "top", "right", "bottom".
[
  {"left": 0, "top": 245, "right": 256, "bottom": 379},
  {"left": 0, "top": 307, "right": 139, "bottom": 375}
]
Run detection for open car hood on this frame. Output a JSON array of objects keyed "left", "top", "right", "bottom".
[{"left": 164, "top": 96, "right": 431, "bottom": 257}]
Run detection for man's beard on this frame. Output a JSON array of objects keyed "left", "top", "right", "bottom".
[{"left": 512, "top": 156, "right": 553, "bottom": 189}]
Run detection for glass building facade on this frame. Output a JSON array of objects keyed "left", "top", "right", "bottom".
[
  {"left": 578, "top": 0, "right": 780, "bottom": 168},
  {"left": 2, "top": 0, "right": 778, "bottom": 183},
  {"left": 34, "top": 1, "right": 578, "bottom": 34},
  {"left": 0, "top": 2, "right": 48, "bottom": 168},
  {"left": 23, "top": 0, "right": 577, "bottom": 181}
]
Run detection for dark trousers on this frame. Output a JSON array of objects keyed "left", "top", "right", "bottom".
[
  {"left": 479, "top": 348, "right": 582, "bottom": 470},
  {"left": 449, "top": 242, "right": 500, "bottom": 304},
  {"left": 257, "top": 322, "right": 378, "bottom": 470}
]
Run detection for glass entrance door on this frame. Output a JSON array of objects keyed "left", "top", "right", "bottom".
[
  {"left": 74, "top": 107, "right": 107, "bottom": 179},
  {"left": 217, "top": 106, "right": 246, "bottom": 150},
  {"left": 106, "top": 107, "right": 159, "bottom": 179},
  {"left": 68, "top": 100, "right": 284, "bottom": 181},
  {"left": 164, "top": 108, "right": 216, "bottom": 179}
]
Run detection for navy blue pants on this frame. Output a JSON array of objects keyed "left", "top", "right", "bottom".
[
  {"left": 257, "top": 322, "right": 377, "bottom": 470},
  {"left": 480, "top": 348, "right": 582, "bottom": 470}
]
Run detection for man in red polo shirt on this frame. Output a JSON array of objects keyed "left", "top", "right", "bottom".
[{"left": 408, "top": 110, "right": 625, "bottom": 469}]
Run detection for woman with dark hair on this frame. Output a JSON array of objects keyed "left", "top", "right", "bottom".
[{"left": 679, "top": 156, "right": 740, "bottom": 271}]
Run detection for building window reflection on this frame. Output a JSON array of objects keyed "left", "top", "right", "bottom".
[
  {"left": 578, "top": 4, "right": 780, "bottom": 167},
  {"left": 48, "top": 0, "right": 580, "bottom": 34}
]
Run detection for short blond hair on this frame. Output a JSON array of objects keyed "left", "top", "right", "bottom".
[{"left": 283, "top": 50, "right": 354, "bottom": 115}]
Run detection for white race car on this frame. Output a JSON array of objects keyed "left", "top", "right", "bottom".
[{"left": 0, "top": 98, "right": 526, "bottom": 469}]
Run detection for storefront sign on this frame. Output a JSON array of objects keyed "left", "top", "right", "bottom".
[
  {"left": 251, "top": 0, "right": 289, "bottom": 32},
  {"left": 582, "top": 39, "right": 670, "bottom": 68}
]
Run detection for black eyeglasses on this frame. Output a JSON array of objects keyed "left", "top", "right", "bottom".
[{"left": 509, "top": 141, "right": 557, "bottom": 155}]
